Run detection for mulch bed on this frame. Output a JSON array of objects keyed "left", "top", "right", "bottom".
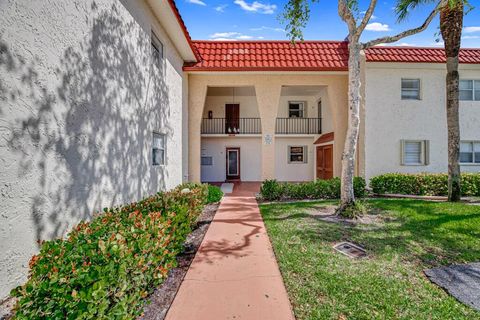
[{"left": 139, "top": 203, "right": 219, "bottom": 320}]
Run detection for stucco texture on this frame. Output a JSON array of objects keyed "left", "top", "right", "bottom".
[
  {"left": 0, "top": 0, "right": 185, "bottom": 297},
  {"left": 364, "top": 63, "right": 480, "bottom": 181}
]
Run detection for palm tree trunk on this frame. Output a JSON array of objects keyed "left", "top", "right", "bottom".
[
  {"left": 445, "top": 56, "right": 461, "bottom": 201},
  {"left": 440, "top": 3, "right": 463, "bottom": 201}
]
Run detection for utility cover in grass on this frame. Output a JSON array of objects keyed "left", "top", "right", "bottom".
[{"left": 424, "top": 262, "right": 480, "bottom": 311}]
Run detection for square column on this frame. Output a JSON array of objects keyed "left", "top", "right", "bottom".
[{"left": 255, "top": 83, "right": 282, "bottom": 180}]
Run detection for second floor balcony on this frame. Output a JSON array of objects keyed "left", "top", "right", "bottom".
[
  {"left": 275, "top": 118, "right": 322, "bottom": 135},
  {"left": 201, "top": 118, "right": 262, "bottom": 135}
]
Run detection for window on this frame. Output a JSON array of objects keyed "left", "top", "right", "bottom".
[
  {"left": 401, "top": 79, "right": 421, "bottom": 100},
  {"left": 152, "top": 132, "right": 166, "bottom": 166},
  {"left": 401, "top": 140, "right": 429, "bottom": 165},
  {"left": 151, "top": 31, "right": 163, "bottom": 66},
  {"left": 459, "top": 80, "right": 480, "bottom": 101},
  {"left": 201, "top": 156, "right": 213, "bottom": 166},
  {"left": 288, "top": 146, "right": 307, "bottom": 163},
  {"left": 288, "top": 102, "right": 305, "bottom": 118},
  {"left": 460, "top": 141, "right": 480, "bottom": 164}
]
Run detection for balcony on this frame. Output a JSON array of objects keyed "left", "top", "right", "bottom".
[
  {"left": 201, "top": 118, "right": 262, "bottom": 135},
  {"left": 275, "top": 118, "right": 322, "bottom": 134}
]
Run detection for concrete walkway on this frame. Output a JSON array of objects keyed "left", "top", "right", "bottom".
[{"left": 166, "top": 182, "right": 295, "bottom": 320}]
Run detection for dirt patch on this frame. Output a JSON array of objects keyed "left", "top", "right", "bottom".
[
  {"left": 139, "top": 203, "right": 219, "bottom": 320},
  {"left": 305, "top": 205, "right": 384, "bottom": 226}
]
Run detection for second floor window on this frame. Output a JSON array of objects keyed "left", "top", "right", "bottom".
[
  {"left": 151, "top": 31, "right": 163, "bottom": 66},
  {"left": 289, "top": 102, "right": 305, "bottom": 118},
  {"left": 401, "top": 79, "right": 421, "bottom": 100},
  {"left": 459, "top": 80, "right": 480, "bottom": 101}
]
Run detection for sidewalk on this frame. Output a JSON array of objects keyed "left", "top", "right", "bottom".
[{"left": 165, "top": 182, "right": 294, "bottom": 320}]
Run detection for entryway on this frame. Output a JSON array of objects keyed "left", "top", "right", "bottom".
[
  {"left": 316, "top": 144, "right": 333, "bottom": 180},
  {"left": 226, "top": 147, "right": 240, "bottom": 181}
]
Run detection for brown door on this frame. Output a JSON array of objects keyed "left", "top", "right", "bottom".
[
  {"left": 226, "top": 147, "right": 240, "bottom": 180},
  {"left": 225, "top": 104, "right": 239, "bottom": 134},
  {"left": 316, "top": 144, "right": 333, "bottom": 180}
]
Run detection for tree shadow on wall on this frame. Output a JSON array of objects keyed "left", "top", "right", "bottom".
[{"left": 1, "top": 1, "right": 172, "bottom": 243}]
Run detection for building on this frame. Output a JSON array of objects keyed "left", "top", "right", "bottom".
[{"left": 0, "top": 0, "right": 479, "bottom": 299}]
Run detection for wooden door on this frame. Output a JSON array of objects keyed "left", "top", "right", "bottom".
[
  {"left": 225, "top": 104, "right": 240, "bottom": 134},
  {"left": 316, "top": 144, "right": 333, "bottom": 180},
  {"left": 226, "top": 147, "right": 240, "bottom": 180}
]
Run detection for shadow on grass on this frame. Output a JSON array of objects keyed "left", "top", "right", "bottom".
[{"left": 261, "top": 199, "right": 480, "bottom": 267}]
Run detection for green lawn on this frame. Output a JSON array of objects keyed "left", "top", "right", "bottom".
[{"left": 259, "top": 199, "right": 480, "bottom": 320}]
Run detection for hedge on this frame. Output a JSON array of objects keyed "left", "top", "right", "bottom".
[
  {"left": 260, "top": 177, "right": 366, "bottom": 201},
  {"left": 206, "top": 185, "right": 223, "bottom": 203},
  {"left": 11, "top": 183, "right": 209, "bottom": 319},
  {"left": 370, "top": 173, "right": 480, "bottom": 196}
]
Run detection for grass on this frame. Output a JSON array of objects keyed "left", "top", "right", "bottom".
[{"left": 259, "top": 199, "right": 480, "bottom": 320}]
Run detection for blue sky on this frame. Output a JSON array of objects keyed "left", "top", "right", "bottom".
[{"left": 176, "top": 0, "right": 480, "bottom": 47}]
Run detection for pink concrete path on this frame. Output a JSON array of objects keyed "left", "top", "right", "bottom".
[{"left": 166, "top": 182, "right": 295, "bottom": 320}]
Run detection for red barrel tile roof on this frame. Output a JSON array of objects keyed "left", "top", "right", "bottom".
[
  {"left": 183, "top": 41, "right": 480, "bottom": 71},
  {"left": 365, "top": 46, "right": 480, "bottom": 64},
  {"left": 184, "top": 41, "right": 350, "bottom": 71}
]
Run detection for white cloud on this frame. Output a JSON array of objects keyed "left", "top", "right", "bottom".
[
  {"left": 250, "top": 26, "right": 285, "bottom": 32},
  {"left": 463, "top": 35, "right": 480, "bottom": 39},
  {"left": 234, "top": 0, "right": 276, "bottom": 14},
  {"left": 464, "top": 26, "right": 480, "bottom": 33},
  {"left": 187, "top": 0, "right": 206, "bottom": 6},
  {"left": 395, "top": 42, "right": 415, "bottom": 47},
  {"left": 365, "top": 22, "right": 391, "bottom": 32},
  {"left": 209, "top": 32, "right": 261, "bottom": 41},
  {"left": 215, "top": 4, "right": 227, "bottom": 12},
  {"left": 237, "top": 35, "right": 254, "bottom": 39},
  {"left": 210, "top": 32, "right": 241, "bottom": 39}
]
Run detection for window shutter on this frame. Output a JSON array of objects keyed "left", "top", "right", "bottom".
[
  {"left": 304, "top": 146, "right": 308, "bottom": 163},
  {"left": 400, "top": 140, "right": 405, "bottom": 165},
  {"left": 424, "top": 140, "right": 430, "bottom": 165}
]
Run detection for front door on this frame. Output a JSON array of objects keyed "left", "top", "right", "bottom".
[
  {"left": 316, "top": 144, "right": 333, "bottom": 180},
  {"left": 226, "top": 147, "right": 240, "bottom": 180},
  {"left": 225, "top": 104, "right": 240, "bottom": 134}
]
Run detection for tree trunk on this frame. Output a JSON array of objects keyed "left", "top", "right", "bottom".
[
  {"left": 445, "top": 56, "right": 461, "bottom": 201},
  {"left": 440, "top": 3, "right": 463, "bottom": 202},
  {"left": 338, "top": 42, "right": 361, "bottom": 212}
]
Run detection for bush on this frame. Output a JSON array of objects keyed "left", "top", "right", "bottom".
[
  {"left": 259, "top": 177, "right": 366, "bottom": 201},
  {"left": 370, "top": 173, "right": 480, "bottom": 196},
  {"left": 206, "top": 185, "right": 223, "bottom": 203},
  {"left": 11, "top": 184, "right": 208, "bottom": 319}
]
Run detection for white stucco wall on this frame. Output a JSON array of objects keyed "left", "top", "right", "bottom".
[
  {"left": 200, "top": 137, "right": 262, "bottom": 182},
  {"left": 275, "top": 137, "right": 316, "bottom": 181},
  {"left": 0, "top": 0, "right": 186, "bottom": 298},
  {"left": 203, "top": 95, "right": 260, "bottom": 118},
  {"left": 364, "top": 62, "right": 480, "bottom": 182}
]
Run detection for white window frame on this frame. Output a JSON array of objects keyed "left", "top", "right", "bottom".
[
  {"left": 201, "top": 156, "right": 213, "bottom": 166},
  {"left": 152, "top": 132, "right": 166, "bottom": 166},
  {"left": 288, "top": 101, "right": 305, "bottom": 118},
  {"left": 288, "top": 145, "right": 307, "bottom": 164},
  {"left": 401, "top": 140, "right": 429, "bottom": 166},
  {"left": 401, "top": 78, "right": 421, "bottom": 100},
  {"left": 459, "top": 80, "right": 480, "bottom": 101},
  {"left": 151, "top": 31, "right": 164, "bottom": 67},
  {"left": 460, "top": 141, "right": 480, "bottom": 164}
]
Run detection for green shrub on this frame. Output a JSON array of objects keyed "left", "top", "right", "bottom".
[
  {"left": 206, "top": 185, "right": 223, "bottom": 203},
  {"left": 370, "top": 173, "right": 480, "bottom": 196},
  {"left": 259, "top": 177, "right": 366, "bottom": 201},
  {"left": 10, "top": 184, "right": 208, "bottom": 319}
]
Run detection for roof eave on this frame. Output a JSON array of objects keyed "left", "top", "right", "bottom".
[{"left": 147, "top": 0, "right": 200, "bottom": 62}]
